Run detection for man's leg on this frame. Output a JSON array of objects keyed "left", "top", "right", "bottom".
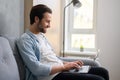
[
  {"left": 88, "top": 67, "right": 109, "bottom": 80},
  {"left": 52, "top": 72, "right": 105, "bottom": 80}
]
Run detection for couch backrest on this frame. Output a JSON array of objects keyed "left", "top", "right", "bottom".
[
  {"left": 0, "top": 37, "right": 20, "bottom": 80},
  {"left": 2, "top": 36, "right": 26, "bottom": 80}
]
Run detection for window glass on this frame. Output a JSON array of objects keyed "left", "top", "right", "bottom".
[
  {"left": 71, "top": 34, "right": 95, "bottom": 49},
  {"left": 73, "top": 0, "right": 93, "bottom": 29},
  {"left": 65, "top": 0, "right": 96, "bottom": 52}
]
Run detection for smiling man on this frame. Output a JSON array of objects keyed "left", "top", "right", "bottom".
[{"left": 17, "top": 4, "right": 109, "bottom": 80}]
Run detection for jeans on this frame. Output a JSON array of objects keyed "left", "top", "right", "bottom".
[{"left": 52, "top": 67, "right": 109, "bottom": 80}]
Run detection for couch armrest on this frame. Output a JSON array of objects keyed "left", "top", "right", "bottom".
[{"left": 59, "top": 57, "right": 100, "bottom": 67}]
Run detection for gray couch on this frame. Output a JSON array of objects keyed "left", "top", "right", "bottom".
[{"left": 0, "top": 36, "right": 100, "bottom": 80}]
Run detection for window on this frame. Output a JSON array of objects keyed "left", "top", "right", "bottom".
[{"left": 64, "top": 0, "right": 97, "bottom": 54}]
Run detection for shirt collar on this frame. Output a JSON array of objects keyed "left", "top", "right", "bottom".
[{"left": 26, "top": 29, "right": 39, "bottom": 43}]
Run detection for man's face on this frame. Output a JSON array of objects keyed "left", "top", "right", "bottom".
[{"left": 38, "top": 12, "right": 52, "bottom": 33}]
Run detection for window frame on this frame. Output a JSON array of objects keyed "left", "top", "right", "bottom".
[{"left": 64, "top": 0, "right": 98, "bottom": 55}]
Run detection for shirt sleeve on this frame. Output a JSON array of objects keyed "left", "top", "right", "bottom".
[{"left": 17, "top": 37, "right": 51, "bottom": 76}]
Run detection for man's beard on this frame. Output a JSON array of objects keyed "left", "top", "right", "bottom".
[{"left": 38, "top": 25, "right": 45, "bottom": 33}]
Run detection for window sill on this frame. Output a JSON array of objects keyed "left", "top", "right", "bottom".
[{"left": 63, "top": 51, "right": 98, "bottom": 59}]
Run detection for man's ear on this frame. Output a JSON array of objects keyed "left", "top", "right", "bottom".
[{"left": 34, "top": 16, "right": 40, "bottom": 23}]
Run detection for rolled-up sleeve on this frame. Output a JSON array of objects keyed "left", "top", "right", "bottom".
[{"left": 17, "top": 37, "right": 51, "bottom": 76}]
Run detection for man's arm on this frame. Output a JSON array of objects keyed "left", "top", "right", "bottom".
[
  {"left": 17, "top": 35, "right": 84, "bottom": 76},
  {"left": 50, "top": 60, "right": 84, "bottom": 75}
]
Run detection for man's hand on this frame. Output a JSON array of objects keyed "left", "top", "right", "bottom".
[
  {"left": 63, "top": 60, "right": 84, "bottom": 71},
  {"left": 50, "top": 60, "right": 84, "bottom": 75},
  {"left": 73, "top": 60, "right": 84, "bottom": 67}
]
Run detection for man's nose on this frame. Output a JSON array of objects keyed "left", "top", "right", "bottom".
[{"left": 47, "top": 24, "right": 50, "bottom": 28}]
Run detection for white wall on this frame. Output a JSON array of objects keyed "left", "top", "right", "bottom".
[
  {"left": 0, "top": 0, "right": 24, "bottom": 37},
  {"left": 97, "top": 0, "right": 120, "bottom": 80}
]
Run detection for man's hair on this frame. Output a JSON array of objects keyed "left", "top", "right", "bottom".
[{"left": 30, "top": 4, "right": 52, "bottom": 25}]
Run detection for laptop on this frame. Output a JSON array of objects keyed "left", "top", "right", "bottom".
[{"left": 63, "top": 65, "right": 91, "bottom": 73}]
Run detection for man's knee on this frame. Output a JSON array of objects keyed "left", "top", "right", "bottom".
[{"left": 92, "top": 75, "right": 105, "bottom": 80}]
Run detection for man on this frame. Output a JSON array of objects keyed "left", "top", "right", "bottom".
[{"left": 17, "top": 4, "right": 109, "bottom": 80}]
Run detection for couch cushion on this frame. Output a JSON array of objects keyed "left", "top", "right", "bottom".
[
  {"left": 3, "top": 36, "right": 25, "bottom": 80},
  {"left": 0, "top": 37, "right": 20, "bottom": 80}
]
